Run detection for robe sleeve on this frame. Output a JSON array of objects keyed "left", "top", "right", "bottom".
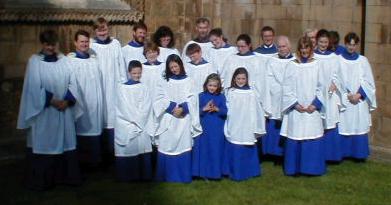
[
  {"left": 116, "top": 42, "right": 128, "bottom": 83},
  {"left": 360, "top": 57, "right": 376, "bottom": 111},
  {"left": 17, "top": 56, "right": 47, "bottom": 129},
  {"left": 153, "top": 79, "right": 171, "bottom": 118},
  {"left": 281, "top": 63, "right": 298, "bottom": 113},
  {"left": 254, "top": 57, "right": 272, "bottom": 116},
  {"left": 188, "top": 80, "right": 203, "bottom": 138},
  {"left": 67, "top": 68, "right": 84, "bottom": 120},
  {"left": 216, "top": 95, "right": 228, "bottom": 118}
]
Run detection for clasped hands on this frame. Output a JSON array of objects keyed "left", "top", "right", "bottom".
[
  {"left": 202, "top": 100, "right": 219, "bottom": 113},
  {"left": 50, "top": 98, "right": 69, "bottom": 111},
  {"left": 295, "top": 104, "right": 317, "bottom": 114}
]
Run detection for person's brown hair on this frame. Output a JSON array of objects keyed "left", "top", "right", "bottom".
[
  {"left": 296, "top": 36, "right": 314, "bottom": 61},
  {"left": 143, "top": 41, "right": 160, "bottom": 56},
  {"left": 203, "top": 73, "right": 222, "bottom": 94},
  {"left": 186, "top": 43, "right": 201, "bottom": 56},
  {"left": 93, "top": 17, "right": 108, "bottom": 30}
]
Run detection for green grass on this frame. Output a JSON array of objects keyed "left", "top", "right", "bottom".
[{"left": 1, "top": 160, "right": 391, "bottom": 205}]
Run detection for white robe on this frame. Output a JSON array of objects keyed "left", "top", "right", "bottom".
[
  {"left": 153, "top": 77, "right": 202, "bottom": 155},
  {"left": 157, "top": 47, "right": 180, "bottom": 63},
  {"left": 208, "top": 45, "right": 238, "bottom": 75},
  {"left": 114, "top": 83, "right": 153, "bottom": 157},
  {"left": 336, "top": 55, "right": 376, "bottom": 135},
  {"left": 17, "top": 54, "right": 82, "bottom": 154},
  {"left": 90, "top": 38, "right": 126, "bottom": 128},
  {"left": 122, "top": 44, "right": 147, "bottom": 66},
  {"left": 266, "top": 54, "right": 296, "bottom": 120},
  {"left": 280, "top": 60, "right": 324, "bottom": 140},
  {"left": 224, "top": 88, "right": 266, "bottom": 145},
  {"left": 314, "top": 53, "right": 341, "bottom": 129},
  {"left": 141, "top": 63, "right": 166, "bottom": 100},
  {"left": 181, "top": 40, "right": 213, "bottom": 63},
  {"left": 221, "top": 53, "right": 271, "bottom": 114},
  {"left": 68, "top": 52, "right": 104, "bottom": 136},
  {"left": 184, "top": 61, "right": 215, "bottom": 94}
]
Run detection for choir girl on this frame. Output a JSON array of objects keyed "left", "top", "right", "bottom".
[
  {"left": 223, "top": 67, "right": 264, "bottom": 181},
  {"left": 281, "top": 36, "right": 326, "bottom": 176},
  {"left": 17, "top": 30, "right": 82, "bottom": 190},
  {"left": 336, "top": 32, "right": 376, "bottom": 161},
  {"left": 68, "top": 30, "right": 104, "bottom": 168},
  {"left": 154, "top": 54, "right": 202, "bottom": 183},
  {"left": 192, "top": 74, "right": 227, "bottom": 179},
  {"left": 114, "top": 60, "right": 154, "bottom": 182},
  {"left": 123, "top": 22, "right": 148, "bottom": 65},
  {"left": 254, "top": 26, "right": 278, "bottom": 56},
  {"left": 152, "top": 26, "right": 180, "bottom": 63}
]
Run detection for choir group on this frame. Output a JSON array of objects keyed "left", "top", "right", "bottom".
[{"left": 17, "top": 17, "right": 376, "bottom": 190}]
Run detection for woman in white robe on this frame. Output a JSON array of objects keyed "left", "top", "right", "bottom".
[
  {"left": 281, "top": 36, "right": 326, "bottom": 176},
  {"left": 314, "top": 29, "right": 343, "bottom": 162},
  {"left": 17, "top": 30, "right": 82, "bottom": 190},
  {"left": 69, "top": 30, "right": 104, "bottom": 167},
  {"left": 115, "top": 60, "right": 154, "bottom": 181},
  {"left": 223, "top": 67, "right": 264, "bottom": 181},
  {"left": 154, "top": 54, "right": 202, "bottom": 183},
  {"left": 152, "top": 26, "right": 180, "bottom": 63},
  {"left": 335, "top": 32, "right": 376, "bottom": 160}
]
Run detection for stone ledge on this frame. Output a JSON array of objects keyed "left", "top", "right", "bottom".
[{"left": 370, "top": 145, "right": 391, "bottom": 163}]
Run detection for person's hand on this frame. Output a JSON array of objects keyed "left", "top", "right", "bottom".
[
  {"left": 329, "top": 83, "right": 337, "bottom": 93},
  {"left": 57, "top": 100, "right": 69, "bottom": 111},
  {"left": 295, "top": 104, "right": 307, "bottom": 113},
  {"left": 203, "top": 100, "right": 213, "bottom": 112},
  {"left": 211, "top": 105, "right": 220, "bottom": 112},
  {"left": 306, "top": 105, "right": 316, "bottom": 113},
  {"left": 348, "top": 93, "right": 361, "bottom": 105}
]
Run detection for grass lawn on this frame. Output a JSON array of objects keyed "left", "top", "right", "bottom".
[{"left": 1, "top": 159, "right": 390, "bottom": 205}]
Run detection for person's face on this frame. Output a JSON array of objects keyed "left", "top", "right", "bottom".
[
  {"left": 160, "top": 36, "right": 171, "bottom": 48},
  {"left": 317, "top": 36, "right": 329, "bottom": 51},
  {"left": 42, "top": 43, "right": 57, "bottom": 55},
  {"left": 196, "top": 22, "right": 210, "bottom": 38},
  {"left": 237, "top": 40, "right": 251, "bottom": 54},
  {"left": 133, "top": 28, "right": 147, "bottom": 43},
  {"left": 169, "top": 61, "right": 181, "bottom": 75},
  {"left": 95, "top": 24, "right": 109, "bottom": 40},
  {"left": 74, "top": 35, "right": 90, "bottom": 53},
  {"left": 235, "top": 73, "right": 247, "bottom": 87},
  {"left": 188, "top": 51, "right": 202, "bottom": 63},
  {"left": 277, "top": 40, "right": 290, "bottom": 57},
  {"left": 129, "top": 67, "right": 142, "bottom": 81},
  {"left": 145, "top": 50, "right": 159, "bottom": 63},
  {"left": 300, "top": 46, "right": 311, "bottom": 58},
  {"left": 262, "top": 30, "right": 274, "bottom": 46},
  {"left": 206, "top": 80, "right": 219, "bottom": 94},
  {"left": 209, "top": 35, "right": 224, "bottom": 48},
  {"left": 345, "top": 39, "right": 358, "bottom": 54},
  {"left": 308, "top": 31, "right": 317, "bottom": 47}
]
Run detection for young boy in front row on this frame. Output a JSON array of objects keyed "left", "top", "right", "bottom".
[{"left": 114, "top": 60, "right": 155, "bottom": 182}]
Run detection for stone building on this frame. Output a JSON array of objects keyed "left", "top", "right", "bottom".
[{"left": 0, "top": 0, "right": 390, "bottom": 161}]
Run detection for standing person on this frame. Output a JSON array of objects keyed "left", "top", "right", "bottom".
[
  {"left": 336, "top": 32, "right": 376, "bottom": 161},
  {"left": 208, "top": 28, "right": 238, "bottom": 75},
  {"left": 90, "top": 17, "right": 127, "bottom": 166},
  {"left": 223, "top": 68, "right": 264, "bottom": 181},
  {"left": 114, "top": 60, "right": 154, "bottom": 182},
  {"left": 329, "top": 31, "right": 346, "bottom": 55},
  {"left": 17, "top": 30, "right": 82, "bottom": 190},
  {"left": 68, "top": 30, "right": 104, "bottom": 169},
  {"left": 152, "top": 25, "right": 180, "bottom": 63},
  {"left": 184, "top": 43, "right": 215, "bottom": 94},
  {"left": 154, "top": 54, "right": 202, "bottom": 183},
  {"left": 313, "top": 29, "right": 343, "bottom": 162},
  {"left": 192, "top": 74, "right": 227, "bottom": 179},
  {"left": 261, "top": 36, "right": 295, "bottom": 161},
  {"left": 254, "top": 26, "right": 278, "bottom": 56},
  {"left": 123, "top": 22, "right": 148, "bottom": 65},
  {"left": 181, "top": 17, "right": 213, "bottom": 63},
  {"left": 281, "top": 36, "right": 326, "bottom": 176}
]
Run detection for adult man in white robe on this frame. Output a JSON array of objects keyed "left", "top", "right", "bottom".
[
  {"left": 181, "top": 17, "right": 213, "bottom": 63},
  {"left": 69, "top": 30, "right": 104, "bottom": 168},
  {"left": 90, "top": 17, "right": 127, "bottom": 165},
  {"left": 17, "top": 30, "right": 82, "bottom": 190},
  {"left": 254, "top": 26, "right": 278, "bottom": 56},
  {"left": 122, "top": 22, "right": 148, "bottom": 65}
]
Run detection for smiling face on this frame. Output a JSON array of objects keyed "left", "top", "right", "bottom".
[
  {"left": 277, "top": 38, "right": 290, "bottom": 57},
  {"left": 95, "top": 24, "right": 109, "bottom": 41},
  {"left": 262, "top": 30, "right": 274, "bottom": 46},
  {"left": 206, "top": 80, "right": 219, "bottom": 94},
  {"left": 145, "top": 50, "right": 159, "bottom": 63},
  {"left": 169, "top": 61, "right": 181, "bottom": 75},
  {"left": 237, "top": 40, "right": 251, "bottom": 54},
  {"left": 74, "top": 35, "right": 90, "bottom": 53},
  {"left": 129, "top": 66, "right": 142, "bottom": 81},
  {"left": 196, "top": 22, "right": 210, "bottom": 39},
  {"left": 317, "top": 36, "right": 329, "bottom": 52},
  {"left": 133, "top": 28, "right": 147, "bottom": 43},
  {"left": 209, "top": 34, "right": 224, "bottom": 48},
  {"left": 345, "top": 39, "right": 358, "bottom": 54},
  {"left": 234, "top": 73, "right": 247, "bottom": 87}
]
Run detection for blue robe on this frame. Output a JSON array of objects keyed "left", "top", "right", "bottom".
[{"left": 192, "top": 92, "right": 227, "bottom": 179}]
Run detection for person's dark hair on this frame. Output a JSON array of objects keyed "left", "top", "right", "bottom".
[
  {"left": 344, "top": 32, "right": 360, "bottom": 44},
  {"left": 39, "top": 30, "right": 58, "bottom": 45},
  {"left": 164, "top": 54, "right": 186, "bottom": 81},
  {"left": 186, "top": 43, "right": 201, "bottom": 56},
  {"left": 209, "top": 28, "right": 223, "bottom": 37},
  {"left": 74, "top": 29, "right": 90, "bottom": 41},
  {"left": 237, "top": 34, "right": 251, "bottom": 45},
  {"left": 128, "top": 60, "right": 142, "bottom": 72},
  {"left": 316, "top": 29, "right": 329, "bottom": 41},
  {"left": 196, "top": 17, "right": 210, "bottom": 25},
  {"left": 153, "top": 26, "right": 175, "bottom": 48},
  {"left": 261, "top": 26, "right": 275, "bottom": 36},
  {"left": 329, "top": 31, "right": 340, "bottom": 44},
  {"left": 93, "top": 17, "right": 108, "bottom": 30},
  {"left": 133, "top": 22, "right": 147, "bottom": 32},
  {"left": 203, "top": 73, "right": 222, "bottom": 94},
  {"left": 230, "top": 67, "right": 249, "bottom": 88}
]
